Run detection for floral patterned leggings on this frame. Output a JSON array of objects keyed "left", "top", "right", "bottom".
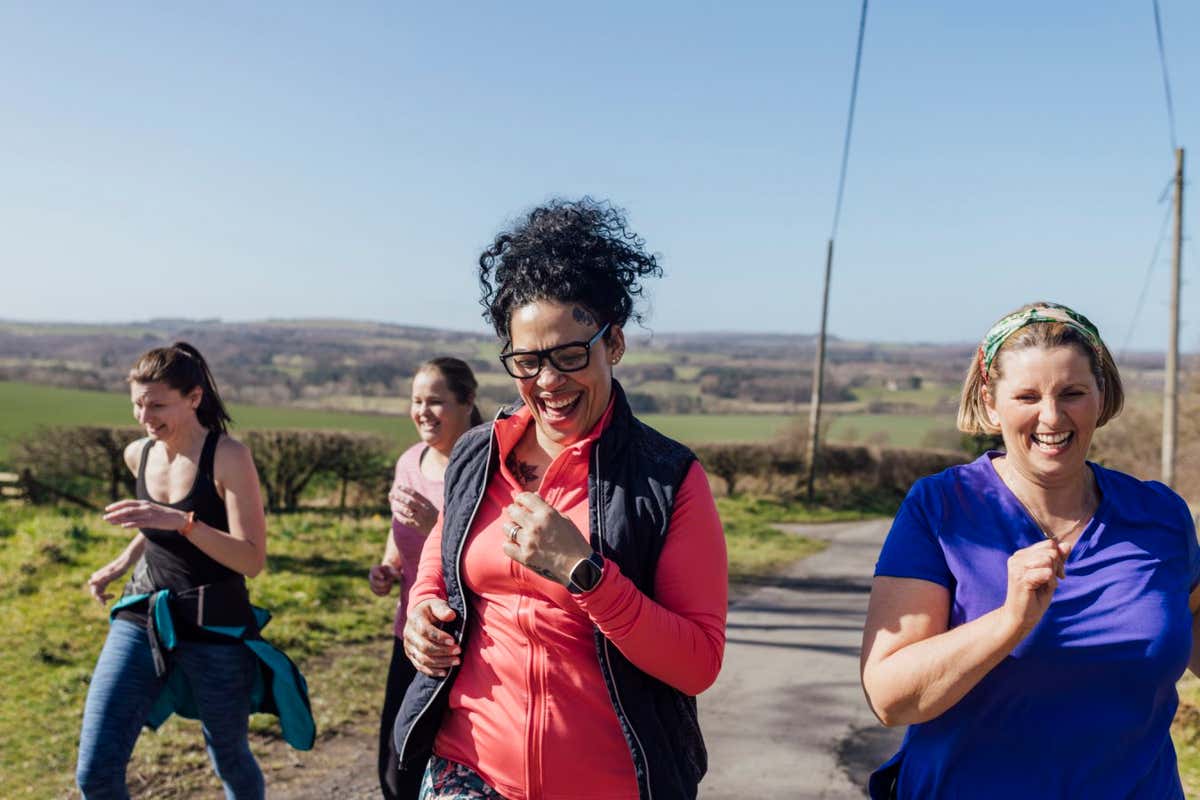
[{"left": 419, "top": 755, "right": 507, "bottom": 799}]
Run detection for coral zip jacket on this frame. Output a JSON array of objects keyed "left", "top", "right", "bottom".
[{"left": 407, "top": 400, "right": 727, "bottom": 800}]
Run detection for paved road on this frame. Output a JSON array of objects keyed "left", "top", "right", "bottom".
[{"left": 699, "top": 519, "right": 903, "bottom": 800}]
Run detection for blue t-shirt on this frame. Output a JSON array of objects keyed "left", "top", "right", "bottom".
[{"left": 873, "top": 453, "right": 1200, "bottom": 799}]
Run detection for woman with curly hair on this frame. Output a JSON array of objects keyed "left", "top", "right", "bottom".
[{"left": 392, "top": 198, "right": 728, "bottom": 799}]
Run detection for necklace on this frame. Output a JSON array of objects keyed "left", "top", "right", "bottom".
[{"left": 996, "top": 459, "right": 1098, "bottom": 544}]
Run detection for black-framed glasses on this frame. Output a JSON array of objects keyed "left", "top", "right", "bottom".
[{"left": 500, "top": 323, "right": 611, "bottom": 379}]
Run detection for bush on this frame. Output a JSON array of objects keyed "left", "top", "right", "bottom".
[
  {"left": 693, "top": 439, "right": 967, "bottom": 512},
  {"left": 10, "top": 426, "right": 142, "bottom": 506},
  {"left": 13, "top": 426, "right": 396, "bottom": 513},
  {"left": 243, "top": 429, "right": 392, "bottom": 512}
]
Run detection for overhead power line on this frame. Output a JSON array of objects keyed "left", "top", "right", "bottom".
[
  {"left": 1151, "top": 0, "right": 1178, "bottom": 153},
  {"left": 1120, "top": 182, "right": 1177, "bottom": 361},
  {"left": 830, "top": 0, "right": 870, "bottom": 240}
]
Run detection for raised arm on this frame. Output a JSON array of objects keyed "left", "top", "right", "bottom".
[
  {"left": 571, "top": 461, "right": 728, "bottom": 696},
  {"left": 190, "top": 436, "right": 268, "bottom": 577},
  {"left": 861, "top": 538, "right": 1068, "bottom": 727}
]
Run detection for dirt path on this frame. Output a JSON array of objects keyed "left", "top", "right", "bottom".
[
  {"left": 698, "top": 519, "right": 902, "bottom": 799},
  {"left": 275, "top": 519, "right": 901, "bottom": 799}
]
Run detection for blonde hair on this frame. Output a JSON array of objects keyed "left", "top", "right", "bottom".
[{"left": 957, "top": 303, "right": 1124, "bottom": 435}]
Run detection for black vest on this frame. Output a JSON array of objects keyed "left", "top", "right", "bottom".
[{"left": 393, "top": 381, "right": 707, "bottom": 800}]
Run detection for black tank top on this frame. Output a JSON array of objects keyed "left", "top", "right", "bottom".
[{"left": 115, "top": 430, "right": 245, "bottom": 641}]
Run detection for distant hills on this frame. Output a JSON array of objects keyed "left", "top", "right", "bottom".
[{"left": 0, "top": 318, "right": 1171, "bottom": 418}]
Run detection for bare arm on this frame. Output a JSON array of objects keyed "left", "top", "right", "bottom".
[
  {"left": 861, "top": 539, "right": 1069, "bottom": 727},
  {"left": 861, "top": 578, "right": 1025, "bottom": 726},
  {"left": 88, "top": 533, "right": 147, "bottom": 604},
  {"left": 87, "top": 441, "right": 152, "bottom": 604},
  {"left": 191, "top": 437, "right": 267, "bottom": 577},
  {"left": 368, "top": 523, "right": 404, "bottom": 596}
]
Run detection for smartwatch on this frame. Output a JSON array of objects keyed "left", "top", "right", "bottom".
[{"left": 567, "top": 552, "right": 605, "bottom": 594}]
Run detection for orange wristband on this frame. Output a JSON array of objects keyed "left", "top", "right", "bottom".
[{"left": 179, "top": 511, "right": 196, "bottom": 538}]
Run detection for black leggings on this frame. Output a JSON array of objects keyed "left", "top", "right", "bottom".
[{"left": 380, "top": 635, "right": 424, "bottom": 800}]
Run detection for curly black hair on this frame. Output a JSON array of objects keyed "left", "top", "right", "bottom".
[{"left": 478, "top": 197, "right": 663, "bottom": 338}]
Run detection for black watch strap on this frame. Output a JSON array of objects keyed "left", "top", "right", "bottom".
[{"left": 567, "top": 551, "right": 605, "bottom": 594}]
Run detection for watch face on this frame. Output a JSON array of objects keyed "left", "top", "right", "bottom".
[{"left": 570, "top": 554, "right": 602, "bottom": 593}]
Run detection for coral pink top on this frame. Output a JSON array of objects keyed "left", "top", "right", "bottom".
[
  {"left": 408, "top": 401, "right": 728, "bottom": 800},
  {"left": 390, "top": 443, "right": 444, "bottom": 637}
]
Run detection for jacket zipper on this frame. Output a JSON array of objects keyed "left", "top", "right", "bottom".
[
  {"left": 398, "top": 410, "right": 499, "bottom": 766},
  {"left": 592, "top": 442, "right": 653, "bottom": 800}
]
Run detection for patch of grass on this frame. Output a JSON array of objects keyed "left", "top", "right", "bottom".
[
  {"left": 1174, "top": 674, "right": 1200, "bottom": 796},
  {"left": 0, "top": 502, "right": 397, "bottom": 799},
  {"left": 719, "top": 495, "right": 871, "bottom": 579},
  {"left": 826, "top": 413, "right": 953, "bottom": 448},
  {"left": 639, "top": 413, "right": 801, "bottom": 445}
]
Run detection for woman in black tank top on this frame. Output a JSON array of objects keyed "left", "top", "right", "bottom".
[{"left": 76, "top": 342, "right": 271, "bottom": 799}]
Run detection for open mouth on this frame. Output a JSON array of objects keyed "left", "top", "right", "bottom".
[
  {"left": 538, "top": 392, "right": 582, "bottom": 424},
  {"left": 1030, "top": 431, "right": 1073, "bottom": 452}
]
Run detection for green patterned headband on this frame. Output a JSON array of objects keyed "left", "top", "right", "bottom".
[{"left": 978, "top": 303, "right": 1102, "bottom": 383}]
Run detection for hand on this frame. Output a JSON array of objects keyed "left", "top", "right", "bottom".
[
  {"left": 368, "top": 563, "right": 402, "bottom": 596},
  {"left": 103, "top": 499, "right": 189, "bottom": 532},
  {"left": 389, "top": 487, "right": 438, "bottom": 535},
  {"left": 1001, "top": 538, "right": 1071, "bottom": 637},
  {"left": 403, "top": 598, "right": 461, "bottom": 677},
  {"left": 502, "top": 492, "right": 594, "bottom": 585},
  {"left": 88, "top": 559, "right": 129, "bottom": 605}
]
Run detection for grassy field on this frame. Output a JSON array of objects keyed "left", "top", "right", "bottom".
[
  {"left": 825, "top": 412, "right": 954, "bottom": 449},
  {"left": 1175, "top": 675, "right": 1200, "bottom": 796},
  {"left": 0, "top": 496, "right": 833, "bottom": 798},
  {"left": 0, "top": 381, "right": 808, "bottom": 463}
]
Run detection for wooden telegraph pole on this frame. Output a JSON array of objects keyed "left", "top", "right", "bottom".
[
  {"left": 803, "top": 0, "right": 870, "bottom": 501},
  {"left": 1163, "top": 147, "right": 1184, "bottom": 486},
  {"left": 804, "top": 240, "right": 834, "bottom": 500}
]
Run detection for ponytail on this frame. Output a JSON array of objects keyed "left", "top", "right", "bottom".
[{"left": 128, "top": 341, "right": 233, "bottom": 434}]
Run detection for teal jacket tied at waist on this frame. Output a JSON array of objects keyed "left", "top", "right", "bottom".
[{"left": 110, "top": 582, "right": 316, "bottom": 751}]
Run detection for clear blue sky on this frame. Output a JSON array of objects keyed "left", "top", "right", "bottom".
[{"left": 2, "top": 1, "right": 1197, "bottom": 352}]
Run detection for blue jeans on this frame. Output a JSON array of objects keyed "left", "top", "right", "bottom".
[{"left": 76, "top": 619, "right": 264, "bottom": 799}]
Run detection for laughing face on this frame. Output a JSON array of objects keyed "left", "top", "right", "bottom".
[
  {"left": 985, "top": 344, "right": 1102, "bottom": 486},
  {"left": 410, "top": 367, "right": 474, "bottom": 454},
  {"left": 130, "top": 381, "right": 200, "bottom": 441},
  {"left": 507, "top": 300, "right": 624, "bottom": 450}
]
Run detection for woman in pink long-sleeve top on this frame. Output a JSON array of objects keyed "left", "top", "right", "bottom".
[
  {"left": 393, "top": 198, "right": 728, "bottom": 800},
  {"left": 369, "top": 357, "right": 481, "bottom": 800}
]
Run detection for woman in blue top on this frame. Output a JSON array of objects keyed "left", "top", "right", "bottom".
[{"left": 861, "top": 302, "right": 1200, "bottom": 799}]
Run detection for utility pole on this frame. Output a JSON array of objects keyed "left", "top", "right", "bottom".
[
  {"left": 803, "top": 0, "right": 869, "bottom": 501},
  {"left": 1163, "top": 147, "right": 1184, "bottom": 486},
  {"left": 803, "top": 240, "right": 834, "bottom": 500}
]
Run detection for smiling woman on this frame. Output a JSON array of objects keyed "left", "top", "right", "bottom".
[
  {"left": 75, "top": 342, "right": 313, "bottom": 800},
  {"left": 371, "top": 357, "right": 482, "bottom": 800},
  {"left": 860, "top": 302, "right": 1200, "bottom": 799},
  {"left": 391, "top": 198, "right": 728, "bottom": 800}
]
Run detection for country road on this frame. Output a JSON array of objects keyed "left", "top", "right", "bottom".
[{"left": 698, "top": 518, "right": 902, "bottom": 799}]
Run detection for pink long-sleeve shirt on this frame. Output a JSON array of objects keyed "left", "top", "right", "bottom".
[{"left": 408, "top": 402, "right": 728, "bottom": 800}]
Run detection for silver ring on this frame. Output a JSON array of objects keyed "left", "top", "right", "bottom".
[{"left": 503, "top": 522, "right": 520, "bottom": 542}]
